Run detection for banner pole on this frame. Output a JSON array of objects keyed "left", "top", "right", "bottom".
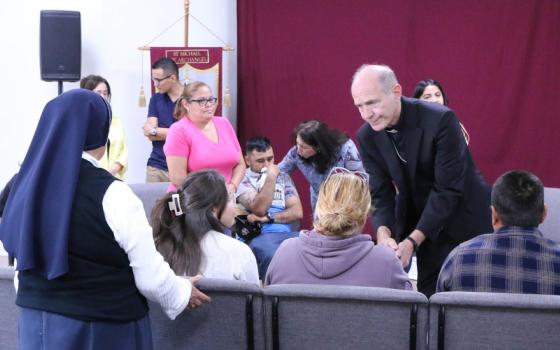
[{"left": 184, "top": 0, "right": 190, "bottom": 47}]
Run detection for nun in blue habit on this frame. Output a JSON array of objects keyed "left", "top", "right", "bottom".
[{"left": 0, "top": 89, "right": 209, "bottom": 350}]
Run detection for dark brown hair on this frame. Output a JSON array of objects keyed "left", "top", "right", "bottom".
[
  {"left": 151, "top": 169, "right": 228, "bottom": 275},
  {"left": 80, "top": 74, "right": 111, "bottom": 99},
  {"left": 294, "top": 120, "right": 349, "bottom": 174}
]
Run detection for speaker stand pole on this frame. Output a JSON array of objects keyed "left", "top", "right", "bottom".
[{"left": 58, "top": 81, "right": 63, "bottom": 95}]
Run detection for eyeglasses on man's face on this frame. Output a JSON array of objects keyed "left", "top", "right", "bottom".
[
  {"left": 152, "top": 74, "right": 173, "bottom": 84},
  {"left": 189, "top": 97, "right": 218, "bottom": 107},
  {"left": 328, "top": 166, "right": 370, "bottom": 183}
]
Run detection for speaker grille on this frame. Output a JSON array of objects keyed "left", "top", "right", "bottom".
[{"left": 40, "top": 10, "right": 81, "bottom": 82}]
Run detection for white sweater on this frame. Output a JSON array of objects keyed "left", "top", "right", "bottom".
[{"left": 198, "top": 230, "right": 259, "bottom": 285}]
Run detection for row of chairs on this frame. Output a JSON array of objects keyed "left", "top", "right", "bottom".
[
  {"left": 2, "top": 265, "right": 560, "bottom": 350},
  {"left": 146, "top": 280, "right": 560, "bottom": 350},
  {"left": 1, "top": 185, "right": 559, "bottom": 349}
]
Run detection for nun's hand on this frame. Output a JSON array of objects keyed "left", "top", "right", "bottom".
[{"left": 187, "top": 275, "right": 211, "bottom": 309}]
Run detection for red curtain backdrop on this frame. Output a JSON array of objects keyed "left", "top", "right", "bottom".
[{"left": 237, "top": 0, "right": 560, "bottom": 226}]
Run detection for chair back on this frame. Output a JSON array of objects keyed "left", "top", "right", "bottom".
[
  {"left": 128, "top": 182, "right": 170, "bottom": 224},
  {"left": 428, "top": 291, "right": 560, "bottom": 350},
  {"left": 541, "top": 187, "right": 560, "bottom": 242},
  {"left": 263, "top": 284, "right": 428, "bottom": 350},
  {"left": 0, "top": 266, "right": 17, "bottom": 350},
  {"left": 149, "top": 278, "right": 264, "bottom": 350}
]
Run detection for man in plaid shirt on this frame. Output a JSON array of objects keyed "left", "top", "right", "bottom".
[{"left": 437, "top": 170, "right": 560, "bottom": 294}]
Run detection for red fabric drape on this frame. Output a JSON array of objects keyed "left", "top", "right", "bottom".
[{"left": 237, "top": 0, "right": 560, "bottom": 226}]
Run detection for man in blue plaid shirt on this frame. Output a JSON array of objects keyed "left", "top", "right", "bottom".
[{"left": 437, "top": 170, "right": 560, "bottom": 294}]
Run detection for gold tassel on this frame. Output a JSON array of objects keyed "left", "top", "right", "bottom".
[
  {"left": 223, "top": 86, "right": 232, "bottom": 108},
  {"left": 138, "top": 86, "right": 147, "bottom": 107}
]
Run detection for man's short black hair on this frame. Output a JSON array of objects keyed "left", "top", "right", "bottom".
[
  {"left": 491, "top": 170, "right": 545, "bottom": 227},
  {"left": 151, "top": 57, "right": 179, "bottom": 79},
  {"left": 246, "top": 136, "right": 272, "bottom": 154}
]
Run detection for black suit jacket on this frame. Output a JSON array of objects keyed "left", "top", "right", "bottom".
[{"left": 357, "top": 97, "right": 491, "bottom": 247}]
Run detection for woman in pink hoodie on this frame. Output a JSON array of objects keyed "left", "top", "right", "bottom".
[{"left": 265, "top": 167, "right": 411, "bottom": 289}]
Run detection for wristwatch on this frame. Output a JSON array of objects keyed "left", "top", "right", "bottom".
[
  {"left": 406, "top": 236, "right": 418, "bottom": 252},
  {"left": 149, "top": 127, "right": 157, "bottom": 136},
  {"left": 266, "top": 213, "right": 275, "bottom": 224}
]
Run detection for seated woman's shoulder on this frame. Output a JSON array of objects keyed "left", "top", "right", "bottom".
[{"left": 371, "top": 244, "right": 400, "bottom": 260}]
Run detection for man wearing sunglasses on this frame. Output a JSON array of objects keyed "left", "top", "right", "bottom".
[
  {"left": 351, "top": 64, "right": 492, "bottom": 297},
  {"left": 142, "top": 57, "right": 184, "bottom": 182}
]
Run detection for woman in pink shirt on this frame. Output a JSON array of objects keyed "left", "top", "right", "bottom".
[{"left": 164, "top": 81, "right": 245, "bottom": 193}]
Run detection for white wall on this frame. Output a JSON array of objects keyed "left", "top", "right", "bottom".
[{"left": 0, "top": 0, "right": 237, "bottom": 186}]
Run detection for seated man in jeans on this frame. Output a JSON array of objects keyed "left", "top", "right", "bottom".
[{"left": 236, "top": 136, "right": 303, "bottom": 278}]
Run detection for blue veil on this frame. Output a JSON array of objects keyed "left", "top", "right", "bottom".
[{"left": 0, "top": 89, "right": 111, "bottom": 279}]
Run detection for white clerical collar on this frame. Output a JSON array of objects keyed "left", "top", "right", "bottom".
[{"left": 82, "top": 151, "right": 101, "bottom": 168}]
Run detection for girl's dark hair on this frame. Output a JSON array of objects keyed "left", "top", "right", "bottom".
[
  {"left": 412, "top": 79, "right": 449, "bottom": 106},
  {"left": 151, "top": 169, "right": 228, "bottom": 275},
  {"left": 294, "top": 120, "right": 349, "bottom": 174}
]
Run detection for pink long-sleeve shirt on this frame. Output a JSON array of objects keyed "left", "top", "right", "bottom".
[{"left": 164, "top": 116, "right": 242, "bottom": 192}]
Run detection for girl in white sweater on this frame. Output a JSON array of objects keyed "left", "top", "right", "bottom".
[{"left": 152, "top": 169, "right": 259, "bottom": 284}]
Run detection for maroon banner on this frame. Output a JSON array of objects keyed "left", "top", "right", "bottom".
[{"left": 150, "top": 47, "right": 223, "bottom": 115}]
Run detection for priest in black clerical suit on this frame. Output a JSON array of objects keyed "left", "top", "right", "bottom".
[{"left": 351, "top": 64, "right": 492, "bottom": 297}]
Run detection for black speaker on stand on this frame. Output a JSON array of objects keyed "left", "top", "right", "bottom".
[{"left": 40, "top": 10, "right": 81, "bottom": 95}]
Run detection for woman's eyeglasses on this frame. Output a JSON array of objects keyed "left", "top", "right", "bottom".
[
  {"left": 328, "top": 166, "right": 370, "bottom": 183},
  {"left": 189, "top": 97, "right": 218, "bottom": 107}
]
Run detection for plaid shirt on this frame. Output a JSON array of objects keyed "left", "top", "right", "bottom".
[{"left": 437, "top": 226, "right": 560, "bottom": 294}]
